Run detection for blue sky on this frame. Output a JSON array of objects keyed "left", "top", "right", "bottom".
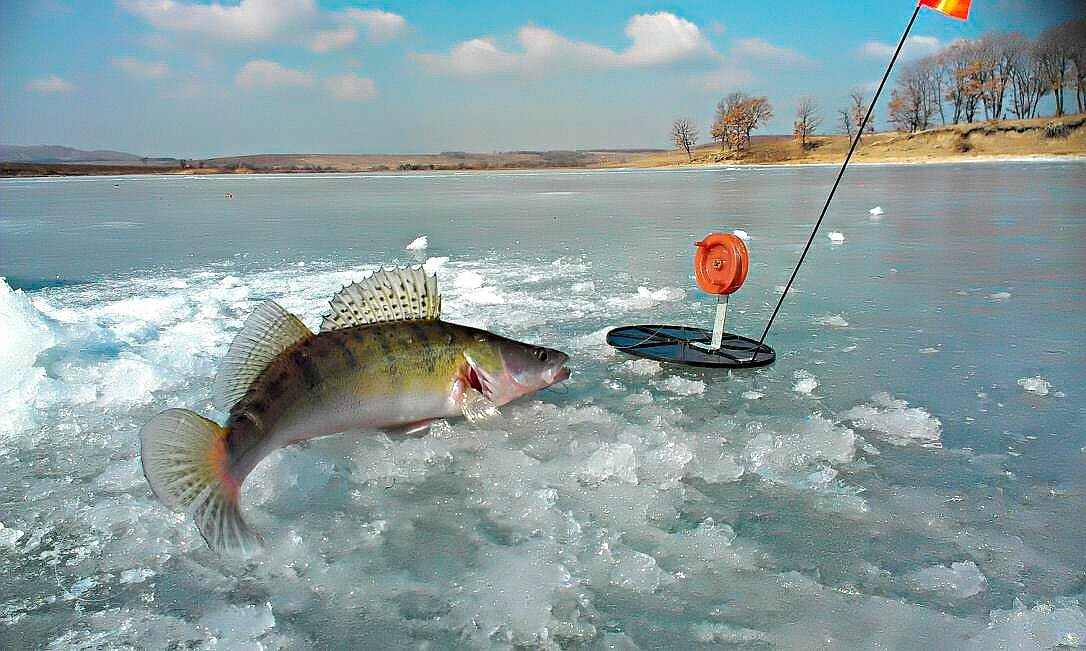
[{"left": 1, "top": 0, "right": 1081, "bottom": 157}]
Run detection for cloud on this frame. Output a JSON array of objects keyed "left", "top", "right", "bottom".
[
  {"left": 859, "top": 35, "right": 941, "bottom": 61},
  {"left": 327, "top": 74, "right": 378, "bottom": 101},
  {"left": 413, "top": 12, "right": 717, "bottom": 77},
  {"left": 112, "top": 56, "right": 168, "bottom": 79},
  {"left": 26, "top": 75, "right": 73, "bottom": 93},
  {"left": 688, "top": 67, "right": 754, "bottom": 93},
  {"left": 119, "top": 0, "right": 315, "bottom": 42},
  {"left": 732, "top": 38, "right": 813, "bottom": 67},
  {"left": 235, "top": 60, "right": 314, "bottom": 89},
  {"left": 344, "top": 8, "right": 407, "bottom": 43},
  {"left": 310, "top": 26, "right": 357, "bottom": 53}
]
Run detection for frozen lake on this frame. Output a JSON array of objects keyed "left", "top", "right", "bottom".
[{"left": 1, "top": 162, "right": 1084, "bottom": 648}]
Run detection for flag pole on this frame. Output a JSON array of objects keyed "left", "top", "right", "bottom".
[{"left": 752, "top": 2, "right": 924, "bottom": 357}]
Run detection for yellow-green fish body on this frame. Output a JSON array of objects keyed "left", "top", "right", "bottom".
[{"left": 140, "top": 267, "right": 569, "bottom": 552}]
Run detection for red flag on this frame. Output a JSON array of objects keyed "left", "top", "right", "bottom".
[{"left": 918, "top": 0, "right": 971, "bottom": 20}]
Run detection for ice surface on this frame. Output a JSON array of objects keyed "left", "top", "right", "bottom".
[
  {"left": 987, "top": 291, "right": 1012, "bottom": 301},
  {"left": 620, "top": 358, "right": 661, "bottom": 376},
  {"left": 580, "top": 443, "right": 639, "bottom": 484},
  {"left": 817, "top": 313, "right": 849, "bottom": 328},
  {"left": 405, "top": 234, "right": 429, "bottom": 250},
  {"left": 0, "top": 522, "right": 26, "bottom": 548},
  {"left": 199, "top": 602, "right": 276, "bottom": 644},
  {"left": 2, "top": 177, "right": 1079, "bottom": 649},
  {"left": 1017, "top": 376, "right": 1052, "bottom": 396},
  {"left": 843, "top": 392, "right": 943, "bottom": 448},
  {"left": 904, "top": 561, "right": 988, "bottom": 599},
  {"left": 969, "top": 600, "right": 1086, "bottom": 650},
  {"left": 793, "top": 370, "right": 819, "bottom": 395},
  {"left": 656, "top": 375, "right": 706, "bottom": 396}
]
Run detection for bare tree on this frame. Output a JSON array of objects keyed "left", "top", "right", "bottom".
[
  {"left": 711, "top": 92, "right": 746, "bottom": 150},
  {"left": 793, "top": 96, "right": 822, "bottom": 149},
  {"left": 711, "top": 93, "right": 773, "bottom": 154},
  {"left": 670, "top": 119, "right": 698, "bottom": 160},
  {"left": 848, "top": 89, "right": 875, "bottom": 142},
  {"left": 1035, "top": 22, "right": 1073, "bottom": 116},
  {"left": 837, "top": 109, "right": 854, "bottom": 138},
  {"left": 1066, "top": 18, "right": 1086, "bottom": 113}
]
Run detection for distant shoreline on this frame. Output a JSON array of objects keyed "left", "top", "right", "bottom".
[
  {"left": 3, "top": 153, "right": 1085, "bottom": 182},
  {"left": 3, "top": 114, "right": 1083, "bottom": 179}
]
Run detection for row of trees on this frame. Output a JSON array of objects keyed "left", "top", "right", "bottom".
[
  {"left": 670, "top": 89, "right": 875, "bottom": 158},
  {"left": 887, "top": 18, "right": 1085, "bottom": 132},
  {"left": 671, "top": 17, "right": 1084, "bottom": 156}
]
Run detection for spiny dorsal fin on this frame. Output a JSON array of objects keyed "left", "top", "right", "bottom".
[
  {"left": 213, "top": 301, "right": 311, "bottom": 411},
  {"left": 320, "top": 266, "right": 441, "bottom": 332}
]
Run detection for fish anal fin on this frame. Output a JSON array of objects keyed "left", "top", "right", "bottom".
[
  {"left": 382, "top": 420, "right": 434, "bottom": 439},
  {"left": 213, "top": 301, "right": 311, "bottom": 412},
  {"left": 140, "top": 408, "right": 262, "bottom": 555},
  {"left": 320, "top": 266, "right": 441, "bottom": 331},
  {"left": 460, "top": 387, "right": 500, "bottom": 424}
]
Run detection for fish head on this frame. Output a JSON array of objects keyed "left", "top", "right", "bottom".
[{"left": 462, "top": 332, "right": 570, "bottom": 406}]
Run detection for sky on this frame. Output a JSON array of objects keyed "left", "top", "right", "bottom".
[{"left": 1, "top": 0, "right": 1082, "bottom": 157}]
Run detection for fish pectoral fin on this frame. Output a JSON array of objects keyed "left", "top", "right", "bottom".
[
  {"left": 459, "top": 387, "right": 500, "bottom": 424},
  {"left": 382, "top": 420, "right": 433, "bottom": 439}
]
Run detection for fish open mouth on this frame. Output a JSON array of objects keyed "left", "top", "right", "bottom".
[{"left": 553, "top": 365, "right": 571, "bottom": 384}]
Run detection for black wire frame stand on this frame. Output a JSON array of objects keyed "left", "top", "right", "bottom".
[{"left": 606, "top": 325, "right": 775, "bottom": 368}]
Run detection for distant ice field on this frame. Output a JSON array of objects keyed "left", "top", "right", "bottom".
[{"left": 1, "top": 163, "right": 1084, "bottom": 648}]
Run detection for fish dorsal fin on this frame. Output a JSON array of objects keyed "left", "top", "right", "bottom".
[
  {"left": 213, "top": 301, "right": 312, "bottom": 411},
  {"left": 320, "top": 266, "right": 441, "bottom": 332}
]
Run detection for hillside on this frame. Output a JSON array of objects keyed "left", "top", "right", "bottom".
[
  {"left": 1, "top": 115, "right": 1082, "bottom": 178},
  {"left": 0, "top": 144, "right": 146, "bottom": 164},
  {"left": 633, "top": 114, "right": 1086, "bottom": 168}
]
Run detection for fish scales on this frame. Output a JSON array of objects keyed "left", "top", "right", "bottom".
[{"left": 225, "top": 321, "right": 473, "bottom": 468}]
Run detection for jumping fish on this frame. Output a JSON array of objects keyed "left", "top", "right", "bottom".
[{"left": 140, "top": 267, "right": 570, "bottom": 553}]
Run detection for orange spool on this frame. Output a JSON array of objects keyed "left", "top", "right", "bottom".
[{"left": 694, "top": 233, "right": 749, "bottom": 295}]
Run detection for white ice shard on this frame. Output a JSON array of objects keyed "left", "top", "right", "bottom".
[
  {"left": 827, "top": 231, "right": 845, "bottom": 243},
  {"left": 405, "top": 235, "right": 428, "bottom": 250},
  {"left": 1017, "top": 376, "right": 1051, "bottom": 396}
]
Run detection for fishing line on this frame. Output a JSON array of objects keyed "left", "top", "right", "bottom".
[{"left": 753, "top": 3, "right": 923, "bottom": 355}]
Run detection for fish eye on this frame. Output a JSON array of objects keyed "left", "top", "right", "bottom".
[{"left": 534, "top": 348, "right": 548, "bottom": 362}]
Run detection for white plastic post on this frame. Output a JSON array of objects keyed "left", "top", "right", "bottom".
[{"left": 710, "top": 295, "right": 728, "bottom": 350}]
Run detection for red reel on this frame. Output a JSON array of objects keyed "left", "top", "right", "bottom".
[{"left": 694, "top": 233, "right": 749, "bottom": 295}]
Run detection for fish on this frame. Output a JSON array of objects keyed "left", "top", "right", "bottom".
[{"left": 140, "top": 266, "right": 570, "bottom": 553}]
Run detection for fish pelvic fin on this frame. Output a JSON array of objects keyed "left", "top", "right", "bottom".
[
  {"left": 140, "top": 408, "right": 262, "bottom": 555},
  {"left": 460, "top": 387, "right": 501, "bottom": 423}
]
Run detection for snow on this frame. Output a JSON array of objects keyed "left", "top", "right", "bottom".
[
  {"left": 732, "top": 229, "right": 750, "bottom": 241},
  {"left": 868, "top": 206, "right": 884, "bottom": 216},
  {"left": 404, "top": 235, "right": 428, "bottom": 250},
  {"left": 827, "top": 231, "right": 845, "bottom": 243}
]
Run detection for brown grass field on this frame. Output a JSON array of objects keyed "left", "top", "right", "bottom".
[{"left": 2, "top": 114, "right": 1082, "bottom": 178}]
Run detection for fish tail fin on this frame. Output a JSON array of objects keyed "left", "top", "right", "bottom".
[{"left": 140, "top": 408, "right": 261, "bottom": 555}]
